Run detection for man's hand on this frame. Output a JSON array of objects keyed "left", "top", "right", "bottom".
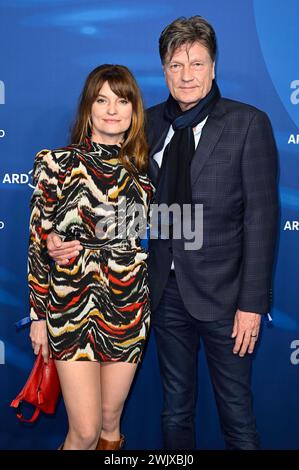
[
  {"left": 47, "top": 232, "right": 83, "bottom": 265},
  {"left": 29, "top": 320, "right": 50, "bottom": 363},
  {"left": 231, "top": 309, "right": 261, "bottom": 357}
]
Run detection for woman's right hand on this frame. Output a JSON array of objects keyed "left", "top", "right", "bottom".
[{"left": 29, "top": 320, "right": 50, "bottom": 364}]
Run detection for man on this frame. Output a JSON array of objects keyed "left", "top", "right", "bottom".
[{"left": 47, "top": 16, "right": 278, "bottom": 450}]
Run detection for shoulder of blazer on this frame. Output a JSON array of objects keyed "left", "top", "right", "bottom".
[
  {"left": 146, "top": 102, "right": 168, "bottom": 128},
  {"left": 145, "top": 97, "right": 270, "bottom": 141},
  {"left": 145, "top": 101, "right": 169, "bottom": 145},
  {"left": 146, "top": 101, "right": 167, "bottom": 118},
  {"left": 215, "top": 97, "right": 269, "bottom": 121}
]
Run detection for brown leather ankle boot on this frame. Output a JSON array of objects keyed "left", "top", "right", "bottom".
[{"left": 96, "top": 434, "right": 125, "bottom": 450}]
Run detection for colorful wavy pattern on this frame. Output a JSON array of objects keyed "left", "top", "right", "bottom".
[{"left": 28, "top": 140, "right": 153, "bottom": 362}]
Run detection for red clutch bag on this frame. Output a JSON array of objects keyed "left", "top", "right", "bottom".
[{"left": 10, "top": 349, "right": 61, "bottom": 423}]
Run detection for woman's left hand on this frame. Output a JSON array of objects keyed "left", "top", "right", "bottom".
[{"left": 29, "top": 320, "right": 50, "bottom": 363}]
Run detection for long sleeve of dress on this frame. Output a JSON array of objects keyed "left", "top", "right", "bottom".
[{"left": 28, "top": 149, "right": 59, "bottom": 320}]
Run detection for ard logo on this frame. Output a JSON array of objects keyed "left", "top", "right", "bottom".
[
  {"left": 0, "top": 340, "right": 5, "bottom": 365},
  {"left": 2, "top": 169, "right": 35, "bottom": 189},
  {"left": 0, "top": 80, "right": 4, "bottom": 105},
  {"left": 288, "top": 134, "right": 299, "bottom": 144},
  {"left": 284, "top": 221, "right": 299, "bottom": 231}
]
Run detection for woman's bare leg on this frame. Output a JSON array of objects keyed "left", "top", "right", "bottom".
[
  {"left": 100, "top": 362, "right": 138, "bottom": 441},
  {"left": 55, "top": 360, "right": 102, "bottom": 450}
]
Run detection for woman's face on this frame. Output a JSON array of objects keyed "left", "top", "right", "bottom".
[{"left": 90, "top": 81, "right": 133, "bottom": 144}]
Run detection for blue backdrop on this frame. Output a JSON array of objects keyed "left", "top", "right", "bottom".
[{"left": 0, "top": 0, "right": 298, "bottom": 450}]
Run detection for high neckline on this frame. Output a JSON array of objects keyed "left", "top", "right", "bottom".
[
  {"left": 91, "top": 141, "right": 121, "bottom": 152},
  {"left": 83, "top": 137, "right": 122, "bottom": 155}
]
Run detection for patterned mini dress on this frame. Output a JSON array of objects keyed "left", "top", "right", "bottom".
[{"left": 28, "top": 138, "right": 154, "bottom": 363}]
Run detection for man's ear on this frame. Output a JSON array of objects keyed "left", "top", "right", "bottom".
[{"left": 212, "top": 61, "right": 215, "bottom": 79}]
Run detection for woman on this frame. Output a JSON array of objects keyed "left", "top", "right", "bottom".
[{"left": 28, "top": 64, "right": 153, "bottom": 450}]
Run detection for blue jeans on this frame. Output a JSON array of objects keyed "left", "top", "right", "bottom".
[{"left": 152, "top": 271, "right": 260, "bottom": 450}]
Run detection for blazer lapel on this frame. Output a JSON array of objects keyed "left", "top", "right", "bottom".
[
  {"left": 149, "top": 125, "right": 169, "bottom": 158},
  {"left": 190, "top": 99, "right": 227, "bottom": 187},
  {"left": 148, "top": 158, "right": 159, "bottom": 186},
  {"left": 148, "top": 124, "right": 169, "bottom": 186}
]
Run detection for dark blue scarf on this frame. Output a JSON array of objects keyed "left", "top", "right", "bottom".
[{"left": 156, "top": 80, "right": 221, "bottom": 207}]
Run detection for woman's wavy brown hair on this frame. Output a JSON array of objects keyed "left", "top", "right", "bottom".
[{"left": 71, "top": 64, "right": 148, "bottom": 174}]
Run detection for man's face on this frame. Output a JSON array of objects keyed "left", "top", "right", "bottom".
[{"left": 163, "top": 41, "right": 215, "bottom": 111}]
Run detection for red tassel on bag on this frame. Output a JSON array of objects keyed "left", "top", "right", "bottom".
[{"left": 10, "top": 349, "right": 61, "bottom": 423}]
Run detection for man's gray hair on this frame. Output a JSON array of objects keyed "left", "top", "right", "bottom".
[{"left": 159, "top": 16, "right": 217, "bottom": 64}]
